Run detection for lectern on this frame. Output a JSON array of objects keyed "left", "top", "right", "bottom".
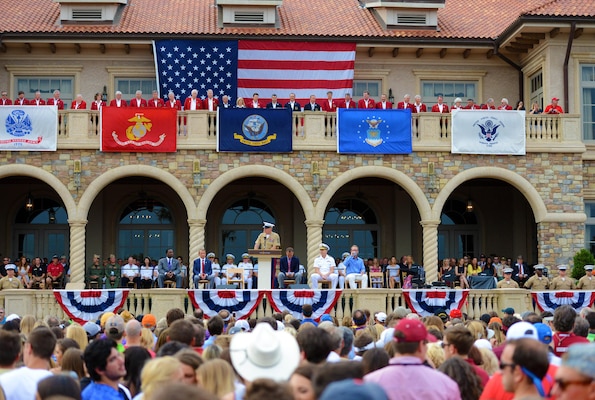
[{"left": 249, "top": 249, "right": 282, "bottom": 290}]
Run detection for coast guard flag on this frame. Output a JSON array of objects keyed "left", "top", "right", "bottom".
[
  {"left": 217, "top": 108, "right": 292, "bottom": 152},
  {"left": 101, "top": 107, "right": 177, "bottom": 152},
  {"left": 153, "top": 40, "right": 355, "bottom": 106},
  {"left": 451, "top": 110, "right": 526, "bottom": 155},
  {"left": 337, "top": 109, "right": 412, "bottom": 154},
  {"left": 0, "top": 106, "right": 57, "bottom": 151}
]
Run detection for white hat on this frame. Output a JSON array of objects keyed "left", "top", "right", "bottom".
[
  {"left": 375, "top": 312, "right": 387, "bottom": 323},
  {"left": 342, "top": 252, "right": 350, "bottom": 259},
  {"left": 534, "top": 264, "right": 545, "bottom": 270},
  {"left": 503, "top": 267, "right": 514, "bottom": 274},
  {"left": 474, "top": 338, "right": 493, "bottom": 350},
  {"left": 207, "top": 252, "right": 215, "bottom": 258},
  {"left": 506, "top": 321, "right": 538, "bottom": 340},
  {"left": 230, "top": 322, "right": 300, "bottom": 382},
  {"left": 585, "top": 265, "right": 594, "bottom": 271},
  {"left": 226, "top": 254, "right": 235, "bottom": 260},
  {"left": 319, "top": 243, "right": 330, "bottom": 251},
  {"left": 263, "top": 222, "right": 275, "bottom": 229},
  {"left": 5, "top": 314, "right": 20, "bottom": 322},
  {"left": 242, "top": 253, "right": 250, "bottom": 259},
  {"left": 557, "top": 265, "right": 568, "bottom": 270},
  {"left": 234, "top": 319, "right": 251, "bottom": 332},
  {"left": 4, "top": 264, "right": 16, "bottom": 271}
]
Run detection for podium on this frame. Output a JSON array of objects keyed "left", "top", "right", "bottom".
[{"left": 249, "top": 249, "right": 282, "bottom": 290}]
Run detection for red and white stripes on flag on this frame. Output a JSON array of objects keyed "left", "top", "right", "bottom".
[
  {"left": 532, "top": 291, "right": 595, "bottom": 313},
  {"left": 266, "top": 289, "right": 342, "bottom": 322},
  {"left": 53, "top": 290, "right": 129, "bottom": 324},
  {"left": 187, "top": 290, "right": 264, "bottom": 320},
  {"left": 237, "top": 41, "right": 356, "bottom": 106},
  {"left": 403, "top": 289, "right": 469, "bottom": 317}
]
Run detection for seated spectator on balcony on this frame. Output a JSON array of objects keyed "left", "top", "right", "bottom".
[
  {"left": 46, "top": 255, "right": 64, "bottom": 289},
  {"left": 121, "top": 256, "right": 140, "bottom": 288},
  {"left": 148, "top": 90, "right": 164, "bottom": 108},
  {"left": 30, "top": 257, "right": 46, "bottom": 289},
  {"left": 344, "top": 245, "right": 368, "bottom": 289},
  {"left": 109, "top": 91, "right": 127, "bottom": 108},
  {"left": 311, "top": 243, "right": 338, "bottom": 289},
  {"left": 464, "top": 98, "right": 480, "bottom": 110},
  {"left": 184, "top": 89, "right": 202, "bottom": 111},
  {"left": 339, "top": 93, "right": 356, "bottom": 109},
  {"left": 304, "top": 95, "right": 321, "bottom": 111},
  {"left": 451, "top": 98, "right": 463, "bottom": 111},
  {"left": 235, "top": 97, "right": 246, "bottom": 108},
  {"left": 250, "top": 93, "right": 263, "bottom": 109},
  {"left": 285, "top": 92, "right": 302, "bottom": 111},
  {"left": 31, "top": 91, "right": 46, "bottom": 106},
  {"left": 278, "top": 247, "right": 302, "bottom": 289},
  {"left": 467, "top": 257, "right": 482, "bottom": 277},
  {"left": 321, "top": 91, "right": 338, "bottom": 112},
  {"left": 1, "top": 90, "right": 13, "bottom": 105},
  {"left": 481, "top": 98, "right": 496, "bottom": 110},
  {"left": 375, "top": 94, "right": 392, "bottom": 110},
  {"left": 431, "top": 95, "right": 449, "bottom": 113},
  {"left": 397, "top": 94, "right": 414, "bottom": 111},
  {"left": 87, "top": 254, "right": 104, "bottom": 289},
  {"left": 515, "top": 100, "right": 525, "bottom": 110},
  {"left": 413, "top": 95, "right": 426, "bottom": 113},
  {"left": 47, "top": 89, "right": 64, "bottom": 109},
  {"left": 386, "top": 256, "right": 401, "bottom": 289},
  {"left": 71, "top": 94, "right": 87, "bottom": 110},
  {"left": 129, "top": 90, "right": 147, "bottom": 108},
  {"left": 202, "top": 89, "right": 218, "bottom": 111},
  {"left": 14, "top": 90, "right": 28, "bottom": 106},
  {"left": 140, "top": 256, "right": 155, "bottom": 289},
  {"left": 543, "top": 97, "right": 564, "bottom": 114},
  {"left": 91, "top": 93, "right": 106, "bottom": 111},
  {"left": 0, "top": 264, "right": 23, "bottom": 290},
  {"left": 237, "top": 253, "right": 254, "bottom": 289},
  {"left": 165, "top": 91, "right": 182, "bottom": 110},
  {"left": 266, "top": 94, "right": 283, "bottom": 109},
  {"left": 529, "top": 102, "right": 542, "bottom": 114},
  {"left": 358, "top": 91, "right": 375, "bottom": 109},
  {"left": 498, "top": 98, "right": 513, "bottom": 110},
  {"left": 158, "top": 248, "right": 182, "bottom": 288}
]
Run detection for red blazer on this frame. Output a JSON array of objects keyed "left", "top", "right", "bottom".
[
  {"left": 91, "top": 100, "right": 106, "bottom": 110},
  {"left": 498, "top": 105, "right": 513, "bottom": 110},
  {"left": 14, "top": 98, "right": 28, "bottom": 106},
  {"left": 0, "top": 99, "right": 13, "bottom": 105},
  {"left": 47, "top": 98, "right": 64, "bottom": 110},
  {"left": 147, "top": 98, "right": 165, "bottom": 108},
  {"left": 129, "top": 98, "right": 147, "bottom": 108},
  {"left": 358, "top": 98, "right": 375, "bottom": 109},
  {"left": 481, "top": 104, "right": 496, "bottom": 110},
  {"left": 71, "top": 101, "right": 87, "bottom": 110},
  {"left": 376, "top": 101, "right": 393, "bottom": 110},
  {"left": 431, "top": 103, "right": 449, "bottom": 113},
  {"left": 338, "top": 100, "right": 357, "bottom": 109},
  {"left": 321, "top": 99, "right": 338, "bottom": 112},
  {"left": 109, "top": 99, "right": 127, "bottom": 108},
  {"left": 184, "top": 97, "right": 202, "bottom": 111},
  {"left": 164, "top": 99, "right": 182, "bottom": 110},
  {"left": 464, "top": 104, "right": 481, "bottom": 110},
  {"left": 397, "top": 102, "right": 414, "bottom": 111},
  {"left": 412, "top": 103, "right": 427, "bottom": 113},
  {"left": 249, "top": 100, "right": 263, "bottom": 109},
  {"left": 30, "top": 99, "right": 46, "bottom": 106},
  {"left": 202, "top": 98, "right": 219, "bottom": 111}
]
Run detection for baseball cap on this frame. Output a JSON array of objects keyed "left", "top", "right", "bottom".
[
  {"left": 375, "top": 312, "right": 387, "bottom": 323},
  {"left": 506, "top": 321, "right": 538, "bottom": 340},
  {"left": 502, "top": 307, "right": 515, "bottom": 315},
  {"left": 83, "top": 321, "right": 101, "bottom": 337},
  {"left": 533, "top": 323, "right": 552, "bottom": 344},
  {"left": 319, "top": 379, "right": 388, "bottom": 400},
  {"left": 449, "top": 309, "right": 462, "bottom": 319},
  {"left": 552, "top": 97, "right": 559, "bottom": 101},
  {"left": 234, "top": 319, "right": 251, "bottom": 332},
  {"left": 106, "top": 315, "right": 125, "bottom": 334},
  {"left": 434, "top": 309, "right": 448, "bottom": 323},
  {"left": 142, "top": 314, "right": 157, "bottom": 328},
  {"left": 394, "top": 318, "right": 433, "bottom": 342},
  {"left": 100, "top": 312, "right": 115, "bottom": 328}
]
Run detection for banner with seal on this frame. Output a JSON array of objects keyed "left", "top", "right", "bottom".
[{"left": 0, "top": 106, "right": 57, "bottom": 151}]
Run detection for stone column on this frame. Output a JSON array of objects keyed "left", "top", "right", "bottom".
[
  {"left": 305, "top": 219, "right": 324, "bottom": 283},
  {"left": 188, "top": 218, "right": 206, "bottom": 264},
  {"left": 420, "top": 219, "right": 440, "bottom": 284},
  {"left": 68, "top": 219, "right": 88, "bottom": 284}
]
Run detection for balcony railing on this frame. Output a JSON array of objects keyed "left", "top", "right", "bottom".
[{"left": 56, "top": 110, "right": 584, "bottom": 153}]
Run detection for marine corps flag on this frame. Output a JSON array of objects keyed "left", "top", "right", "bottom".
[{"left": 101, "top": 107, "right": 177, "bottom": 152}]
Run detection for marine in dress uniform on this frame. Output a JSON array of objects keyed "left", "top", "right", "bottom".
[
  {"left": 577, "top": 265, "right": 595, "bottom": 290},
  {"left": 0, "top": 264, "right": 23, "bottom": 290},
  {"left": 254, "top": 222, "right": 281, "bottom": 250},
  {"left": 523, "top": 264, "right": 549, "bottom": 290},
  {"left": 550, "top": 265, "right": 576, "bottom": 290},
  {"left": 497, "top": 268, "right": 520, "bottom": 288}
]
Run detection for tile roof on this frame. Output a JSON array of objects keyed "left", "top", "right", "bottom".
[{"left": 1, "top": 0, "right": 593, "bottom": 40}]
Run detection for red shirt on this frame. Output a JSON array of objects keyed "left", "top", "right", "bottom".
[
  {"left": 47, "top": 262, "right": 64, "bottom": 278},
  {"left": 480, "top": 364, "right": 558, "bottom": 400},
  {"left": 552, "top": 332, "right": 590, "bottom": 357}
]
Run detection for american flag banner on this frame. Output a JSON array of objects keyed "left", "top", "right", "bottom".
[
  {"left": 154, "top": 40, "right": 356, "bottom": 106},
  {"left": 53, "top": 290, "right": 129, "bottom": 324}
]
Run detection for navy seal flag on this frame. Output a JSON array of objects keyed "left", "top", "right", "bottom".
[
  {"left": 451, "top": 110, "right": 526, "bottom": 155},
  {"left": 0, "top": 106, "right": 57, "bottom": 151},
  {"left": 337, "top": 108, "right": 412, "bottom": 154},
  {"left": 217, "top": 108, "right": 292, "bottom": 152}
]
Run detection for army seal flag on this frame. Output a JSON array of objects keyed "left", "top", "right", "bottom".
[
  {"left": 101, "top": 107, "right": 177, "bottom": 152},
  {"left": 0, "top": 106, "right": 57, "bottom": 151}
]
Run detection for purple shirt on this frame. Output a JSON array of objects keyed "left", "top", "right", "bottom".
[{"left": 364, "top": 356, "right": 460, "bottom": 400}]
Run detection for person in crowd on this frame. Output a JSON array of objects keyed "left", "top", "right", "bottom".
[
  {"left": 254, "top": 221, "right": 281, "bottom": 250},
  {"left": 37, "top": 374, "right": 82, "bottom": 400},
  {"left": 235, "top": 96, "right": 246, "bottom": 108},
  {"left": 358, "top": 91, "right": 375, "bottom": 109},
  {"left": 438, "top": 357, "right": 483, "bottom": 400},
  {"left": 237, "top": 253, "right": 254, "bottom": 289},
  {"left": 87, "top": 254, "right": 104, "bottom": 289},
  {"left": 109, "top": 91, "right": 127, "bottom": 108},
  {"left": 512, "top": 255, "right": 530, "bottom": 286},
  {"left": 285, "top": 92, "right": 302, "bottom": 111},
  {"left": 289, "top": 363, "right": 318, "bottom": 400},
  {"left": 500, "top": 338, "right": 550, "bottom": 399},
  {"left": 515, "top": 100, "right": 525, "bottom": 110},
  {"left": 0, "top": 90, "right": 13, "bottom": 105},
  {"left": 91, "top": 92, "right": 106, "bottom": 111},
  {"left": 529, "top": 101, "right": 542, "bottom": 114},
  {"left": 175, "top": 349, "right": 203, "bottom": 384},
  {"left": 278, "top": 246, "right": 302, "bottom": 289},
  {"left": 82, "top": 338, "right": 129, "bottom": 400},
  {"left": 196, "top": 359, "right": 236, "bottom": 399},
  {"left": 202, "top": 89, "right": 218, "bottom": 111},
  {"left": 442, "top": 326, "right": 489, "bottom": 387},
  {"left": 0, "top": 264, "right": 23, "bottom": 289},
  {"left": 497, "top": 267, "right": 520, "bottom": 288},
  {"left": 386, "top": 256, "right": 401, "bottom": 289},
  {"left": 344, "top": 245, "right": 368, "bottom": 289},
  {"left": 47, "top": 89, "right": 65, "bottom": 109},
  {"left": 164, "top": 91, "right": 182, "bottom": 110},
  {"left": 397, "top": 94, "right": 414, "bottom": 111},
  {"left": 250, "top": 93, "right": 263, "bottom": 109},
  {"left": 0, "top": 329, "right": 21, "bottom": 374},
  {"left": 184, "top": 89, "right": 202, "bottom": 111},
  {"left": 265, "top": 93, "right": 282, "bottom": 109},
  {"left": 551, "top": 343, "right": 595, "bottom": 399},
  {"left": 146, "top": 90, "right": 163, "bottom": 108},
  {"left": 464, "top": 98, "right": 480, "bottom": 110},
  {"left": 498, "top": 98, "right": 513, "bottom": 110},
  {"left": 139, "top": 257, "right": 154, "bottom": 289},
  {"left": 376, "top": 94, "right": 392, "bottom": 110},
  {"left": 467, "top": 257, "right": 482, "bottom": 277},
  {"left": 311, "top": 243, "right": 338, "bottom": 289},
  {"left": 297, "top": 326, "right": 333, "bottom": 364},
  {"left": 46, "top": 255, "right": 65, "bottom": 289},
  {"left": 339, "top": 93, "right": 356, "bottom": 109},
  {"left": 552, "top": 305, "right": 590, "bottom": 357},
  {"left": 66, "top": 324, "right": 89, "bottom": 350},
  {"left": 481, "top": 98, "right": 496, "bottom": 110},
  {"left": 71, "top": 94, "right": 87, "bottom": 110},
  {"left": 151, "top": 383, "right": 217, "bottom": 400},
  {"left": 544, "top": 97, "right": 564, "bottom": 114},
  {"left": 121, "top": 256, "right": 140, "bottom": 288},
  {"left": 456, "top": 257, "right": 470, "bottom": 289},
  {"left": 193, "top": 249, "right": 215, "bottom": 289},
  {"left": 412, "top": 95, "right": 426, "bottom": 113},
  {"left": 137, "top": 356, "right": 184, "bottom": 400}
]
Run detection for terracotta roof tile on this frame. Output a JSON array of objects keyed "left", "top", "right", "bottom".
[{"left": 1, "top": 0, "right": 593, "bottom": 40}]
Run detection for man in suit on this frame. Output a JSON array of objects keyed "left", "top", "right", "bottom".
[
  {"left": 220, "top": 95, "right": 232, "bottom": 109},
  {"left": 376, "top": 93, "right": 392, "bottom": 110},
  {"left": 266, "top": 94, "right": 282, "bottom": 109},
  {"left": 158, "top": 248, "right": 182, "bottom": 288},
  {"left": 109, "top": 91, "right": 127, "bottom": 108},
  {"left": 512, "top": 255, "right": 530, "bottom": 286},
  {"left": 193, "top": 249, "right": 215, "bottom": 288},
  {"left": 358, "top": 90, "right": 375, "bottom": 109},
  {"left": 285, "top": 93, "right": 301, "bottom": 111},
  {"left": 431, "top": 95, "right": 449, "bottom": 113},
  {"left": 148, "top": 90, "right": 164, "bottom": 108},
  {"left": 129, "top": 90, "right": 147, "bottom": 108},
  {"left": 278, "top": 247, "right": 302, "bottom": 289},
  {"left": 202, "top": 89, "right": 218, "bottom": 111},
  {"left": 303, "top": 94, "right": 321, "bottom": 111},
  {"left": 339, "top": 93, "right": 356, "bottom": 109}
]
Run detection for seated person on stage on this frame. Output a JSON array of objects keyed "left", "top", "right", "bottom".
[
  {"left": 344, "top": 245, "right": 368, "bottom": 289},
  {"left": 87, "top": 254, "right": 105, "bottom": 288},
  {"left": 121, "top": 256, "right": 140, "bottom": 288},
  {"left": 311, "top": 243, "right": 338, "bottom": 288},
  {"left": 386, "top": 256, "right": 401, "bottom": 289},
  {"left": 46, "top": 255, "right": 64, "bottom": 289},
  {"left": 193, "top": 249, "right": 215, "bottom": 289},
  {"left": 440, "top": 259, "right": 456, "bottom": 287},
  {"left": 237, "top": 253, "right": 254, "bottom": 289},
  {"left": 369, "top": 260, "right": 383, "bottom": 288},
  {"left": 157, "top": 248, "right": 183, "bottom": 288},
  {"left": 220, "top": 254, "right": 237, "bottom": 286},
  {"left": 139, "top": 256, "right": 155, "bottom": 289},
  {"left": 336, "top": 252, "right": 349, "bottom": 289},
  {"left": 278, "top": 247, "right": 302, "bottom": 289},
  {"left": 105, "top": 254, "right": 120, "bottom": 289},
  {"left": 207, "top": 253, "right": 222, "bottom": 286}
]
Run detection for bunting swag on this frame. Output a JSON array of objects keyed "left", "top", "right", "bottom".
[
  {"left": 266, "top": 290, "right": 342, "bottom": 321},
  {"left": 403, "top": 290, "right": 469, "bottom": 317},
  {"left": 532, "top": 291, "right": 595, "bottom": 313},
  {"left": 53, "top": 290, "right": 129, "bottom": 324},
  {"left": 187, "top": 290, "right": 264, "bottom": 319}
]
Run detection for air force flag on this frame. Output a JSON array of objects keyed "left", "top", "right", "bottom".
[
  {"left": 217, "top": 108, "right": 292, "bottom": 152},
  {"left": 451, "top": 110, "right": 526, "bottom": 155},
  {"left": 337, "top": 109, "right": 412, "bottom": 154}
]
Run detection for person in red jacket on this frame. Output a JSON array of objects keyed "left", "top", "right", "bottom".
[
  {"left": 397, "top": 94, "right": 414, "bottom": 111},
  {"left": 14, "top": 91, "right": 28, "bottom": 106},
  {"left": 338, "top": 93, "right": 356, "bottom": 109},
  {"left": 46, "top": 90, "right": 64, "bottom": 109},
  {"left": 202, "top": 89, "right": 219, "bottom": 111},
  {"left": 320, "top": 91, "right": 338, "bottom": 112},
  {"left": 165, "top": 91, "right": 182, "bottom": 110},
  {"left": 543, "top": 97, "right": 564, "bottom": 114},
  {"left": 358, "top": 91, "right": 375, "bottom": 109},
  {"left": 148, "top": 90, "right": 164, "bottom": 108},
  {"left": 0, "top": 91, "right": 12, "bottom": 105},
  {"left": 412, "top": 95, "right": 426, "bottom": 113},
  {"left": 46, "top": 255, "right": 64, "bottom": 289},
  {"left": 109, "top": 91, "right": 127, "bottom": 108},
  {"left": 184, "top": 89, "right": 202, "bottom": 111},
  {"left": 464, "top": 98, "right": 480, "bottom": 110},
  {"left": 129, "top": 90, "right": 147, "bottom": 108},
  {"left": 71, "top": 94, "right": 87, "bottom": 110},
  {"left": 431, "top": 95, "right": 449, "bottom": 113},
  {"left": 250, "top": 93, "right": 263, "bottom": 109},
  {"left": 375, "top": 94, "right": 392, "bottom": 110},
  {"left": 30, "top": 91, "right": 46, "bottom": 106},
  {"left": 498, "top": 98, "right": 513, "bottom": 110},
  {"left": 90, "top": 93, "right": 106, "bottom": 110},
  {"left": 481, "top": 98, "right": 496, "bottom": 110}
]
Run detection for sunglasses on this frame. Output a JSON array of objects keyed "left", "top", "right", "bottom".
[
  {"left": 554, "top": 378, "right": 593, "bottom": 391},
  {"left": 499, "top": 362, "right": 516, "bottom": 370}
]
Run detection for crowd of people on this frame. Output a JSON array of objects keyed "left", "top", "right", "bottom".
[
  {"left": 0, "top": 88, "right": 565, "bottom": 115},
  {"left": 1, "top": 299, "right": 595, "bottom": 400}
]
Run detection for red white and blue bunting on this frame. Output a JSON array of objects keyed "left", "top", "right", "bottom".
[
  {"left": 187, "top": 290, "right": 264, "bottom": 320},
  {"left": 403, "top": 289, "right": 469, "bottom": 317},
  {"left": 53, "top": 290, "right": 129, "bottom": 324},
  {"left": 532, "top": 291, "right": 595, "bottom": 313},
  {"left": 266, "top": 289, "right": 342, "bottom": 321}
]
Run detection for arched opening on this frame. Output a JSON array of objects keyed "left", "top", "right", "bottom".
[{"left": 221, "top": 198, "right": 275, "bottom": 258}]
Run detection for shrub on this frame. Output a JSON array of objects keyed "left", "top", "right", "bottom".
[{"left": 572, "top": 249, "right": 595, "bottom": 280}]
